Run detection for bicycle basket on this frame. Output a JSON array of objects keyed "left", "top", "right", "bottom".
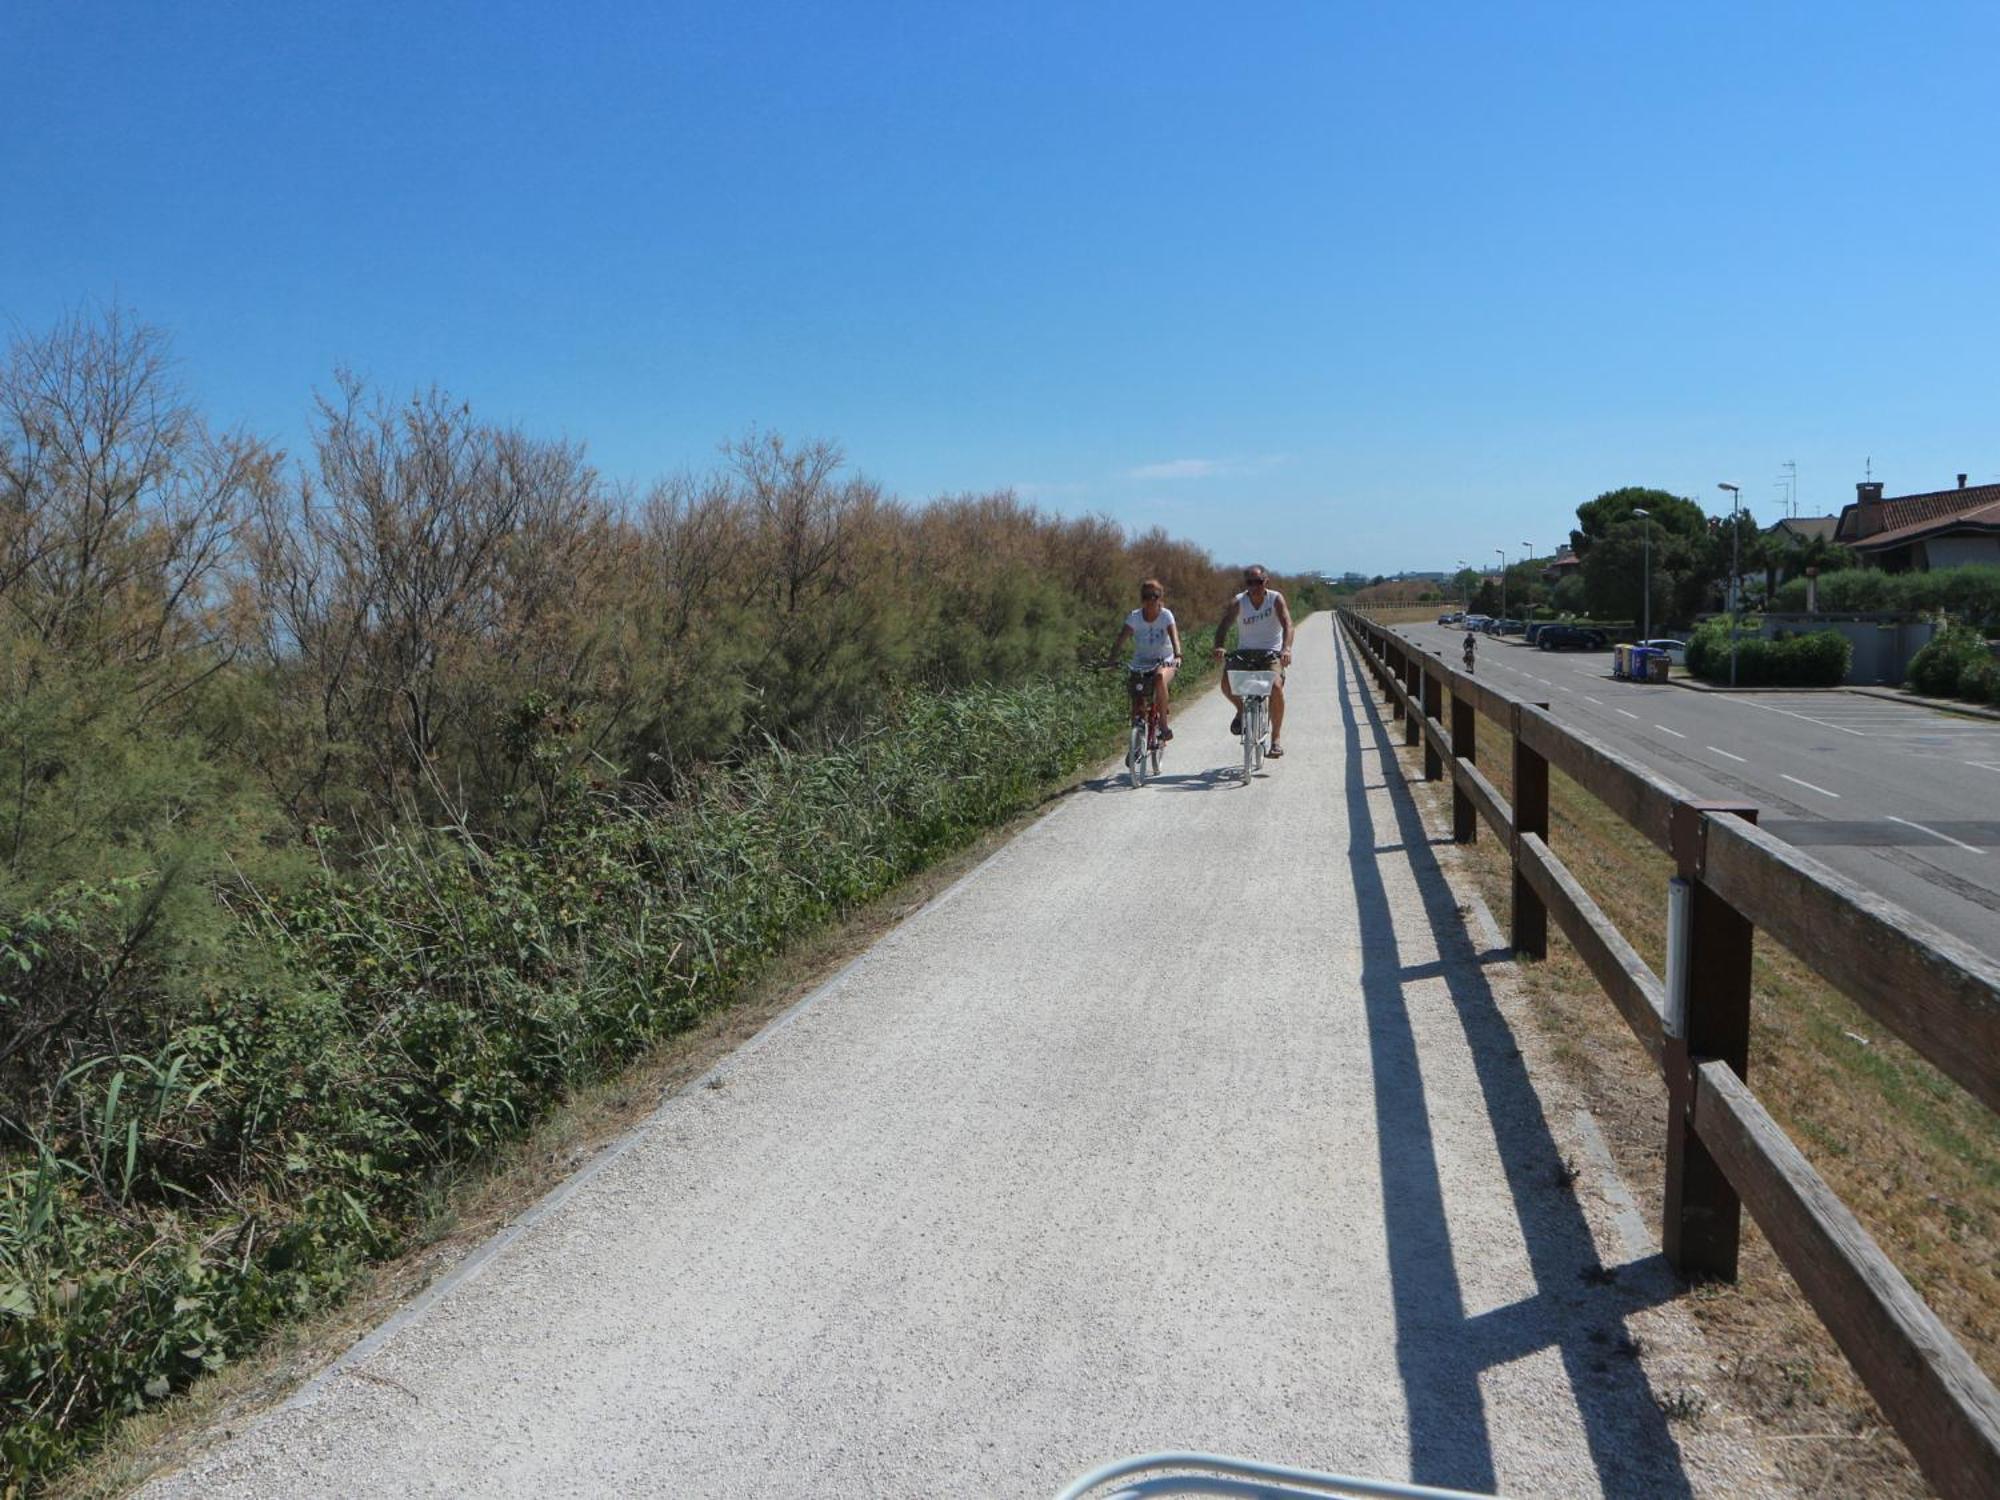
[{"left": 1227, "top": 669, "right": 1276, "bottom": 697}]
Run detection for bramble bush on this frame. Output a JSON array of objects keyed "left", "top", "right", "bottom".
[{"left": 0, "top": 672, "right": 1145, "bottom": 1486}]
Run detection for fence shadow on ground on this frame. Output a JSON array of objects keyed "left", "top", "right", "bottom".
[{"left": 1334, "top": 628, "right": 1696, "bottom": 1496}]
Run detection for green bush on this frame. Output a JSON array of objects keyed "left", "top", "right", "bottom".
[
  {"left": 1908, "top": 624, "right": 1998, "bottom": 700},
  {"left": 1772, "top": 565, "right": 2000, "bottom": 626},
  {"left": 1686, "top": 620, "right": 1851, "bottom": 686},
  {"left": 0, "top": 672, "right": 1137, "bottom": 1487}
]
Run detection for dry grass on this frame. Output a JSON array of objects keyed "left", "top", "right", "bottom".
[{"left": 1371, "top": 659, "right": 2000, "bottom": 1497}]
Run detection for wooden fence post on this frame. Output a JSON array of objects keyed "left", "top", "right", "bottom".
[
  {"left": 1421, "top": 662, "right": 1443, "bottom": 780},
  {"left": 1509, "top": 702, "right": 1550, "bottom": 958},
  {"left": 1451, "top": 686, "right": 1476, "bottom": 842},
  {"left": 1402, "top": 649, "right": 1421, "bottom": 747},
  {"left": 1390, "top": 642, "right": 1406, "bottom": 720},
  {"left": 1664, "top": 799, "right": 1760, "bottom": 1281}
]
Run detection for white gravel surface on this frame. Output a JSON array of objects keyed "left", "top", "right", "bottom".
[{"left": 144, "top": 619, "right": 1790, "bottom": 1499}]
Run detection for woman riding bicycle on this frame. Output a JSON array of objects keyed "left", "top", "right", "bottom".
[{"left": 1108, "top": 579, "right": 1182, "bottom": 739}]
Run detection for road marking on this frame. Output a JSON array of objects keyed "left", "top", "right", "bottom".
[
  {"left": 1707, "top": 745, "right": 1748, "bottom": 763},
  {"left": 1616, "top": 708, "right": 1639, "bottom": 720},
  {"left": 1583, "top": 695, "right": 1604, "bottom": 705},
  {"left": 1886, "top": 815, "right": 1983, "bottom": 854},
  {"left": 1554, "top": 685, "right": 1573, "bottom": 693},
  {"left": 1733, "top": 699, "right": 1867, "bottom": 737},
  {"left": 1969, "top": 761, "right": 2000, "bottom": 773},
  {"left": 1781, "top": 773, "right": 1840, "bottom": 799},
  {"left": 1654, "top": 725, "right": 1686, "bottom": 739},
  {"left": 1535, "top": 676, "right": 1554, "bottom": 686}
]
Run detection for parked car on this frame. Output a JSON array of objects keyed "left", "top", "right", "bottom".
[
  {"left": 1637, "top": 638, "right": 1688, "bottom": 665},
  {"left": 1523, "top": 622, "right": 1549, "bottom": 645},
  {"left": 1492, "top": 618, "right": 1526, "bottom": 635},
  {"left": 1460, "top": 615, "right": 1492, "bottom": 632},
  {"left": 1537, "top": 623, "right": 1610, "bottom": 651},
  {"left": 1437, "top": 612, "right": 1463, "bottom": 625}
]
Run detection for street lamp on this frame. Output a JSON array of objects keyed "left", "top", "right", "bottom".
[
  {"left": 1495, "top": 547, "right": 1507, "bottom": 623},
  {"left": 1632, "top": 507, "right": 1652, "bottom": 641},
  {"left": 1718, "top": 482, "right": 1742, "bottom": 686}
]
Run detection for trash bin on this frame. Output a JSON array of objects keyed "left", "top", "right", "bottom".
[
  {"left": 1626, "top": 646, "right": 1654, "bottom": 682},
  {"left": 1612, "top": 644, "right": 1632, "bottom": 679},
  {"left": 1646, "top": 651, "right": 1671, "bottom": 683}
]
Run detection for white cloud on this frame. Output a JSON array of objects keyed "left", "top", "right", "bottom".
[{"left": 1128, "top": 458, "right": 1223, "bottom": 481}]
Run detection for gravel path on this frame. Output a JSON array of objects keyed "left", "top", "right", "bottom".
[{"left": 145, "top": 619, "right": 1788, "bottom": 1498}]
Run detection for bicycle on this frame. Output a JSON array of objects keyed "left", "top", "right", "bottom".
[
  {"left": 1124, "top": 663, "right": 1172, "bottom": 788},
  {"left": 1056, "top": 1450, "right": 1495, "bottom": 1498},
  {"left": 1224, "top": 648, "right": 1281, "bottom": 781}
]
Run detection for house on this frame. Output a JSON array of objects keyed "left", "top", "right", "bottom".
[
  {"left": 1834, "top": 476, "right": 2000, "bottom": 572},
  {"left": 1761, "top": 514, "right": 1844, "bottom": 590},
  {"left": 1541, "top": 550, "right": 1582, "bottom": 586}
]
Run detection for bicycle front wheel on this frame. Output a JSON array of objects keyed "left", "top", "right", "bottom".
[
  {"left": 1242, "top": 701, "right": 1259, "bottom": 780},
  {"left": 1128, "top": 721, "right": 1147, "bottom": 788}
]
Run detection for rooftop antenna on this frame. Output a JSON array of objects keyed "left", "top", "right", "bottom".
[
  {"left": 1779, "top": 459, "right": 1797, "bottom": 517},
  {"left": 1865, "top": 455, "right": 1873, "bottom": 481}
]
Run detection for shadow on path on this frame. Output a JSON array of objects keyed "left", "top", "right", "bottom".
[{"left": 1333, "top": 626, "right": 1694, "bottom": 1496}]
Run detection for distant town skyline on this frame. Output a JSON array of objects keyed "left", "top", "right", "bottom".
[{"left": 6, "top": 2, "right": 1998, "bottom": 575}]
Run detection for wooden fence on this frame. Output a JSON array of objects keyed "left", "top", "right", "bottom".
[{"left": 1341, "top": 609, "right": 2000, "bottom": 1498}]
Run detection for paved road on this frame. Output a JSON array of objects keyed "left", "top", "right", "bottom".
[
  {"left": 1401, "top": 623, "right": 2000, "bottom": 962},
  {"left": 144, "top": 621, "right": 1783, "bottom": 1499}
]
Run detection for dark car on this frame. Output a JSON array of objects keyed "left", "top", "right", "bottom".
[{"left": 1537, "top": 624, "right": 1609, "bottom": 651}]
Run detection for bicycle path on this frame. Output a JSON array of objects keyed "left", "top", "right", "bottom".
[{"left": 145, "top": 619, "right": 1787, "bottom": 1498}]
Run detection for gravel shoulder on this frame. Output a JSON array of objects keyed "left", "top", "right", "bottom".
[{"left": 142, "top": 619, "right": 1791, "bottom": 1499}]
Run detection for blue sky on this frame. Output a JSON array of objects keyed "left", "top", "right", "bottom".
[{"left": 6, "top": 2, "right": 1997, "bottom": 574}]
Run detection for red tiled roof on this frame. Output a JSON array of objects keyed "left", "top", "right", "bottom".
[
  {"left": 1838, "top": 481, "right": 2000, "bottom": 545},
  {"left": 1850, "top": 494, "right": 2000, "bottom": 552}
]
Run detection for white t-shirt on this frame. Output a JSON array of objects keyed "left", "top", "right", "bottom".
[
  {"left": 1126, "top": 606, "right": 1178, "bottom": 668},
  {"left": 1233, "top": 588, "right": 1285, "bottom": 651}
]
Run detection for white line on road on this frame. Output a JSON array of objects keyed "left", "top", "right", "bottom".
[
  {"left": 1616, "top": 708, "right": 1639, "bottom": 720},
  {"left": 1970, "top": 761, "right": 2000, "bottom": 773},
  {"left": 1583, "top": 695, "right": 1604, "bottom": 705},
  {"left": 1654, "top": 725, "right": 1687, "bottom": 739},
  {"left": 1707, "top": 746, "right": 1748, "bottom": 763},
  {"left": 1781, "top": 773, "right": 1841, "bottom": 799},
  {"left": 1535, "top": 677, "right": 1554, "bottom": 686},
  {"left": 1733, "top": 699, "right": 1867, "bottom": 737},
  {"left": 1886, "top": 815, "right": 1983, "bottom": 854}
]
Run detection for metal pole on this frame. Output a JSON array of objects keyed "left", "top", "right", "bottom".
[
  {"left": 1644, "top": 523, "right": 1651, "bottom": 641},
  {"left": 1719, "top": 483, "right": 1742, "bottom": 686},
  {"left": 1495, "top": 547, "right": 1506, "bottom": 622}
]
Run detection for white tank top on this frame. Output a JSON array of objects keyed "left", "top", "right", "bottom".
[
  {"left": 1126, "top": 606, "right": 1177, "bottom": 667},
  {"left": 1234, "top": 589, "right": 1284, "bottom": 651}
]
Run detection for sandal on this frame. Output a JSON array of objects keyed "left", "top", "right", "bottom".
[{"left": 1266, "top": 742, "right": 1285, "bottom": 758}]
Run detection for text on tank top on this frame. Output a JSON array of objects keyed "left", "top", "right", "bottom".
[{"left": 1235, "top": 589, "right": 1283, "bottom": 651}]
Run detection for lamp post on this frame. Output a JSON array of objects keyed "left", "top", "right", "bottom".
[
  {"left": 1632, "top": 507, "right": 1652, "bottom": 641},
  {"left": 1718, "top": 482, "right": 1742, "bottom": 686},
  {"left": 1495, "top": 547, "right": 1506, "bottom": 623}
]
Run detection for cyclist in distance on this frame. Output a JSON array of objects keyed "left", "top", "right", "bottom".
[
  {"left": 1109, "top": 578, "right": 1183, "bottom": 740},
  {"left": 1212, "top": 564, "right": 1295, "bottom": 756},
  {"left": 1463, "top": 631, "right": 1476, "bottom": 673}
]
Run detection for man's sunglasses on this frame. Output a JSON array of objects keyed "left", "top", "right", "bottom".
[
  {"left": 1141, "top": 591, "right": 1162, "bottom": 600},
  {"left": 1243, "top": 576, "right": 1267, "bottom": 587}
]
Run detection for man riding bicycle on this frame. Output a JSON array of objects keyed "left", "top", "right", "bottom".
[
  {"left": 1109, "top": 578, "right": 1183, "bottom": 738},
  {"left": 1463, "top": 631, "right": 1476, "bottom": 672},
  {"left": 1212, "top": 565, "right": 1295, "bottom": 757}
]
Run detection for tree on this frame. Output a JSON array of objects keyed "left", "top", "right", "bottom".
[{"left": 1573, "top": 487, "right": 1735, "bottom": 627}]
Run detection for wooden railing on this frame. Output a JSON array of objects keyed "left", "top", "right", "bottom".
[{"left": 1340, "top": 609, "right": 2000, "bottom": 1498}]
